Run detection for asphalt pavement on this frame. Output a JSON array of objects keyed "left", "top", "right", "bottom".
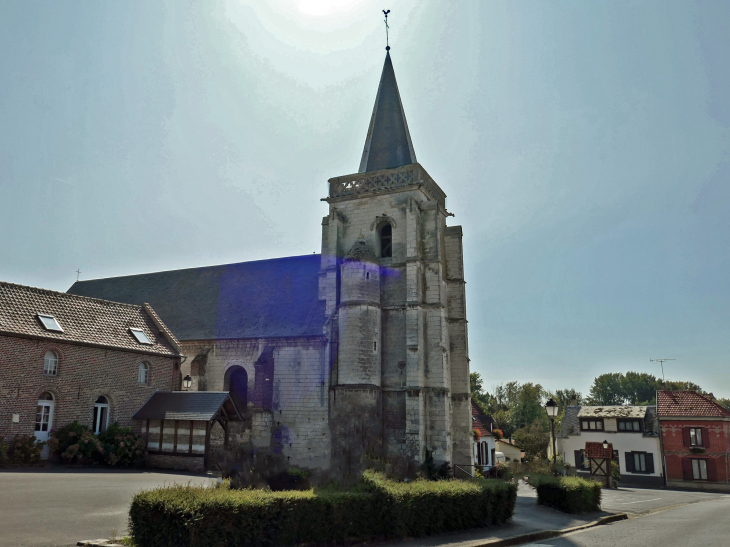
[
  {"left": 519, "top": 494, "right": 730, "bottom": 546},
  {"left": 0, "top": 468, "right": 215, "bottom": 547}
]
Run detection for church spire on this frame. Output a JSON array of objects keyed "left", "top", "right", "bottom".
[{"left": 358, "top": 50, "right": 417, "bottom": 173}]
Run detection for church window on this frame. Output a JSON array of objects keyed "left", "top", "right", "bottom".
[
  {"left": 366, "top": 272, "right": 369, "bottom": 279},
  {"left": 373, "top": 341, "right": 377, "bottom": 351},
  {"left": 380, "top": 224, "right": 392, "bottom": 258}
]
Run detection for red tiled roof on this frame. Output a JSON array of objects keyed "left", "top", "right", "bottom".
[
  {"left": 657, "top": 390, "right": 730, "bottom": 418},
  {"left": 472, "top": 401, "right": 491, "bottom": 437},
  {"left": 0, "top": 281, "right": 179, "bottom": 357},
  {"left": 585, "top": 442, "right": 613, "bottom": 459}
]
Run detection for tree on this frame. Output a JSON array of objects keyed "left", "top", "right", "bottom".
[
  {"left": 588, "top": 373, "right": 625, "bottom": 405},
  {"left": 664, "top": 380, "right": 703, "bottom": 392},
  {"left": 513, "top": 420, "right": 550, "bottom": 459},
  {"left": 715, "top": 398, "right": 730, "bottom": 412},
  {"left": 588, "top": 372, "right": 703, "bottom": 405},
  {"left": 469, "top": 372, "right": 491, "bottom": 411}
]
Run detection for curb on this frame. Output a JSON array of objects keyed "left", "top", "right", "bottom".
[{"left": 467, "top": 513, "right": 629, "bottom": 547}]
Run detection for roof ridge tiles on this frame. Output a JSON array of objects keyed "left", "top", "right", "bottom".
[
  {"left": 0, "top": 280, "right": 143, "bottom": 311},
  {"left": 73, "top": 254, "right": 322, "bottom": 283}
]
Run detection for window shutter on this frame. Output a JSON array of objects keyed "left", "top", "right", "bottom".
[
  {"left": 682, "top": 458, "right": 693, "bottom": 480},
  {"left": 707, "top": 458, "right": 718, "bottom": 482},
  {"left": 645, "top": 453, "right": 655, "bottom": 474},
  {"left": 700, "top": 427, "right": 709, "bottom": 449},
  {"left": 682, "top": 428, "right": 691, "bottom": 447},
  {"left": 575, "top": 450, "right": 583, "bottom": 468},
  {"left": 625, "top": 452, "right": 634, "bottom": 472}
]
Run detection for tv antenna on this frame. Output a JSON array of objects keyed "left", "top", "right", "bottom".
[{"left": 650, "top": 358, "right": 675, "bottom": 382}]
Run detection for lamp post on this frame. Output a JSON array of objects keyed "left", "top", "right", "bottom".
[
  {"left": 545, "top": 398, "right": 559, "bottom": 463},
  {"left": 182, "top": 375, "right": 192, "bottom": 391}
]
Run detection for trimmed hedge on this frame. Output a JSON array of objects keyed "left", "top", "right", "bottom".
[
  {"left": 532, "top": 475, "right": 601, "bottom": 513},
  {"left": 129, "top": 472, "right": 517, "bottom": 547}
]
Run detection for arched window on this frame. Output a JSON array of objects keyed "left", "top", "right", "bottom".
[
  {"left": 43, "top": 351, "right": 58, "bottom": 376},
  {"left": 380, "top": 224, "right": 392, "bottom": 258},
  {"left": 93, "top": 396, "right": 109, "bottom": 434},
  {"left": 138, "top": 362, "right": 149, "bottom": 385}
]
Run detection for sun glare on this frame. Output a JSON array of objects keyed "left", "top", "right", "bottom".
[{"left": 293, "top": 0, "right": 365, "bottom": 17}]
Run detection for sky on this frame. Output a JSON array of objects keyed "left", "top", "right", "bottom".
[{"left": 1, "top": 1, "right": 729, "bottom": 398}]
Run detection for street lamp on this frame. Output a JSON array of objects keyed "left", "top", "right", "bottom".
[
  {"left": 602, "top": 439, "right": 609, "bottom": 450},
  {"left": 182, "top": 375, "right": 192, "bottom": 391},
  {"left": 545, "top": 398, "right": 559, "bottom": 463}
]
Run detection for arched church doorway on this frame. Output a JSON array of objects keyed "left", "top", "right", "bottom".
[{"left": 224, "top": 366, "right": 248, "bottom": 409}]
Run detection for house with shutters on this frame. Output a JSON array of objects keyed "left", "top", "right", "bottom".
[
  {"left": 557, "top": 404, "right": 663, "bottom": 488},
  {"left": 657, "top": 390, "right": 730, "bottom": 491}
]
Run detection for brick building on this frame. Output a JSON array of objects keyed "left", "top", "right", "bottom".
[
  {"left": 0, "top": 282, "right": 181, "bottom": 458},
  {"left": 657, "top": 390, "right": 730, "bottom": 491},
  {"left": 68, "top": 48, "right": 473, "bottom": 476}
]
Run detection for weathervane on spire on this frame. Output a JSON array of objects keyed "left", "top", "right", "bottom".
[{"left": 383, "top": 9, "right": 391, "bottom": 50}]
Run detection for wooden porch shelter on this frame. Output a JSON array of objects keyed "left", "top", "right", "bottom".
[
  {"left": 133, "top": 391, "right": 243, "bottom": 471},
  {"left": 585, "top": 441, "right": 613, "bottom": 488}
]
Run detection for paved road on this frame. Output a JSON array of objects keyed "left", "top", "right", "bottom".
[
  {"left": 600, "top": 485, "right": 725, "bottom": 515},
  {"left": 0, "top": 468, "right": 215, "bottom": 547},
  {"left": 520, "top": 494, "right": 730, "bottom": 546}
]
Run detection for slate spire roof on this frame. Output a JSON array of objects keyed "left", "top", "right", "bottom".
[{"left": 358, "top": 51, "right": 417, "bottom": 173}]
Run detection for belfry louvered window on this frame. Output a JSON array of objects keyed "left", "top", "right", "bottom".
[{"left": 380, "top": 224, "right": 392, "bottom": 258}]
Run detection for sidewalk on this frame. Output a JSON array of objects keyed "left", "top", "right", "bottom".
[{"left": 358, "top": 481, "right": 617, "bottom": 547}]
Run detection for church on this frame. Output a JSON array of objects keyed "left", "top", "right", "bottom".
[{"left": 69, "top": 48, "right": 473, "bottom": 476}]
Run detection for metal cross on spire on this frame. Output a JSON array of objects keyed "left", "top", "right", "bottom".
[{"left": 383, "top": 9, "right": 391, "bottom": 50}]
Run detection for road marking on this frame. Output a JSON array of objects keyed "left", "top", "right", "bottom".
[{"left": 612, "top": 497, "right": 662, "bottom": 505}]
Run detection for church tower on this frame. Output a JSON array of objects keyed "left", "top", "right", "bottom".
[{"left": 320, "top": 49, "right": 473, "bottom": 476}]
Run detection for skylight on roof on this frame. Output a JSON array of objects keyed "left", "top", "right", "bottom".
[
  {"left": 37, "top": 314, "right": 63, "bottom": 332},
  {"left": 130, "top": 328, "right": 153, "bottom": 345}
]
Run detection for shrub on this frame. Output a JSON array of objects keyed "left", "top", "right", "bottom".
[
  {"left": 9, "top": 435, "right": 44, "bottom": 464},
  {"left": 129, "top": 471, "right": 517, "bottom": 547},
  {"left": 0, "top": 436, "right": 8, "bottom": 464},
  {"left": 531, "top": 475, "right": 601, "bottom": 513},
  {"left": 98, "top": 423, "right": 146, "bottom": 466}
]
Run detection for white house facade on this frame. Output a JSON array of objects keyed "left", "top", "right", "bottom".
[{"left": 558, "top": 405, "right": 663, "bottom": 488}]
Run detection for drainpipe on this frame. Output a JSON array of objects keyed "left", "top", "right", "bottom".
[{"left": 656, "top": 392, "right": 667, "bottom": 487}]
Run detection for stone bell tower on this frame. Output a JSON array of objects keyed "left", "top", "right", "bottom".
[{"left": 320, "top": 49, "right": 473, "bottom": 476}]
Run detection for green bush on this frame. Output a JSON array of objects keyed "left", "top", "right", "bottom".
[
  {"left": 98, "top": 423, "right": 146, "bottom": 466},
  {"left": 9, "top": 435, "right": 44, "bottom": 464},
  {"left": 129, "top": 471, "right": 517, "bottom": 547},
  {"left": 0, "top": 436, "right": 8, "bottom": 464},
  {"left": 532, "top": 475, "right": 601, "bottom": 513}
]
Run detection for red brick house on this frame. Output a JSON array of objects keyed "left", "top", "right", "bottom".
[
  {"left": 657, "top": 390, "right": 730, "bottom": 491},
  {"left": 0, "top": 282, "right": 181, "bottom": 458}
]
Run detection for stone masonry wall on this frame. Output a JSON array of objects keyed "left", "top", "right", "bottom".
[{"left": 180, "top": 338, "right": 331, "bottom": 470}]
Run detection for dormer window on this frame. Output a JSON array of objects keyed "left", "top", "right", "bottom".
[
  {"left": 380, "top": 224, "right": 392, "bottom": 258},
  {"left": 37, "top": 314, "right": 63, "bottom": 332},
  {"left": 129, "top": 328, "right": 152, "bottom": 345}
]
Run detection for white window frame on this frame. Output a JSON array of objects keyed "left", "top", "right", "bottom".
[
  {"left": 93, "top": 397, "right": 110, "bottom": 434},
  {"left": 138, "top": 362, "right": 149, "bottom": 385},
  {"left": 37, "top": 314, "right": 63, "bottom": 332},
  {"left": 690, "top": 428, "right": 703, "bottom": 446},
  {"left": 633, "top": 452, "right": 646, "bottom": 472},
  {"left": 692, "top": 459, "right": 708, "bottom": 480},
  {"left": 43, "top": 351, "right": 58, "bottom": 376},
  {"left": 129, "top": 328, "right": 153, "bottom": 345}
]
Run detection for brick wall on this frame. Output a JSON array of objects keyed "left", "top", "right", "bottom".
[
  {"left": 661, "top": 419, "right": 730, "bottom": 488},
  {"left": 0, "top": 334, "right": 177, "bottom": 439}
]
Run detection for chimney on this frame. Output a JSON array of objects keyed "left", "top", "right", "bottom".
[{"left": 570, "top": 397, "right": 577, "bottom": 407}]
